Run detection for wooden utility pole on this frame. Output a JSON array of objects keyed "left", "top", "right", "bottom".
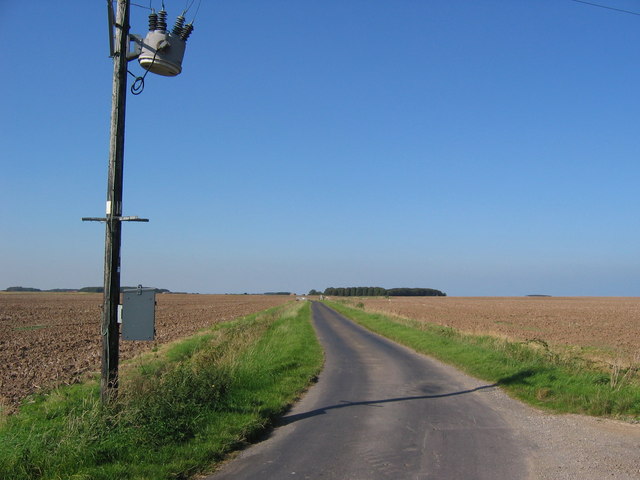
[{"left": 102, "top": 0, "right": 130, "bottom": 403}]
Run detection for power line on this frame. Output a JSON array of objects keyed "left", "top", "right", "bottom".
[
  {"left": 191, "top": 0, "right": 203, "bottom": 23},
  {"left": 131, "top": 2, "right": 152, "bottom": 10},
  {"left": 131, "top": 0, "right": 640, "bottom": 18},
  {"left": 568, "top": 0, "right": 640, "bottom": 16}
]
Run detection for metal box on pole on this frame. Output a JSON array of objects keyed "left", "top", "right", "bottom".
[{"left": 121, "top": 287, "right": 156, "bottom": 341}]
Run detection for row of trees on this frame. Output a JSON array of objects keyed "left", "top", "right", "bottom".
[
  {"left": 5, "top": 286, "right": 42, "bottom": 292},
  {"left": 323, "top": 287, "right": 387, "bottom": 297},
  {"left": 313, "top": 287, "right": 446, "bottom": 297},
  {"left": 4, "top": 286, "right": 172, "bottom": 293}
]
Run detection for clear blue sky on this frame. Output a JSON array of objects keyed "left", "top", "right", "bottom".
[{"left": 1, "top": 0, "right": 639, "bottom": 296}]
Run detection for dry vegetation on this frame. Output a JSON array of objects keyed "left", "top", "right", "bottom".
[
  {"left": 353, "top": 296, "right": 640, "bottom": 367},
  {"left": 0, "top": 292, "right": 292, "bottom": 411}
]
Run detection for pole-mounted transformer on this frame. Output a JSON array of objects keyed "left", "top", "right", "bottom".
[{"left": 135, "top": 9, "right": 195, "bottom": 77}]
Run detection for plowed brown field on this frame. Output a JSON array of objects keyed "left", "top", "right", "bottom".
[
  {"left": 0, "top": 293, "right": 292, "bottom": 411},
  {"left": 353, "top": 296, "right": 640, "bottom": 366}
]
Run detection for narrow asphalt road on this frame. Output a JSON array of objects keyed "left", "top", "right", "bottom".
[{"left": 204, "top": 302, "right": 530, "bottom": 479}]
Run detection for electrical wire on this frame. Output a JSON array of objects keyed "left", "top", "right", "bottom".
[
  {"left": 188, "top": 0, "right": 202, "bottom": 23},
  {"left": 128, "top": 50, "right": 158, "bottom": 95},
  {"left": 567, "top": 0, "right": 640, "bottom": 16},
  {"left": 129, "top": 70, "right": 146, "bottom": 95},
  {"left": 138, "top": 0, "right": 201, "bottom": 22},
  {"left": 131, "top": 2, "right": 152, "bottom": 9}
]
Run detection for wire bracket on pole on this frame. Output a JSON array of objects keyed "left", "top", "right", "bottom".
[{"left": 107, "top": 0, "right": 116, "bottom": 57}]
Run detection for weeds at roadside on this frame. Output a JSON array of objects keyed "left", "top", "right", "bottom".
[
  {"left": 12, "top": 325, "right": 48, "bottom": 332},
  {"left": 0, "top": 302, "right": 323, "bottom": 480},
  {"left": 609, "top": 353, "right": 640, "bottom": 391}
]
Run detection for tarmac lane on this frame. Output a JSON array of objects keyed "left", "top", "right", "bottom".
[{"left": 204, "top": 301, "right": 530, "bottom": 479}]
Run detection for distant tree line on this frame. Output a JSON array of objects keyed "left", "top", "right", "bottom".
[
  {"left": 79, "top": 286, "right": 172, "bottom": 294},
  {"left": 79, "top": 287, "right": 102, "bottom": 293},
  {"left": 320, "top": 287, "right": 446, "bottom": 297},
  {"left": 264, "top": 292, "right": 292, "bottom": 296},
  {"left": 5, "top": 286, "right": 42, "bottom": 292},
  {"left": 4, "top": 286, "right": 172, "bottom": 294}
]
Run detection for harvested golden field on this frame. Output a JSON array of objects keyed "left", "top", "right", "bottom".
[
  {"left": 354, "top": 296, "right": 640, "bottom": 366},
  {"left": 0, "top": 293, "right": 292, "bottom": 411}
]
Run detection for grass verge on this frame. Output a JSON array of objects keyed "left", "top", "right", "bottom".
[
  {"left": 0, "top": 301, "right": 323, "bottom": 480},
  {"left": 325, "top": 300, "right": 640, "bottom": 421}
]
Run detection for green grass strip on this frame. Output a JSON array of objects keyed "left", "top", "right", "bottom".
[
  {"left": 325, "top": 301, "right": 640, "bottom": 421},
  {"left": 0, "top": 301, "right": 323, "bottom": 480}
]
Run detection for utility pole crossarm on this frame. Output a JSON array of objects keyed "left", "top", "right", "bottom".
[{"left": 82, "top": 216, "right": 149, "bottom": 222}]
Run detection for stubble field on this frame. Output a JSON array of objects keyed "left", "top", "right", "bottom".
[
  {"left": 0, "top": 293, "right": 292, "bottom": 411},
  {"left": 354, "top": 296, "right": 640, "bottom": 367}
]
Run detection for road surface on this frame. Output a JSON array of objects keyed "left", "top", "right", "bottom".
[{"left": 205, "top": 302, "right": 530, "bottom": 479}]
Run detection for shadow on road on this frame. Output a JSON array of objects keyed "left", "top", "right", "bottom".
[{"left": 278, "top": 383, "right": 498, "bottom": 426}]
